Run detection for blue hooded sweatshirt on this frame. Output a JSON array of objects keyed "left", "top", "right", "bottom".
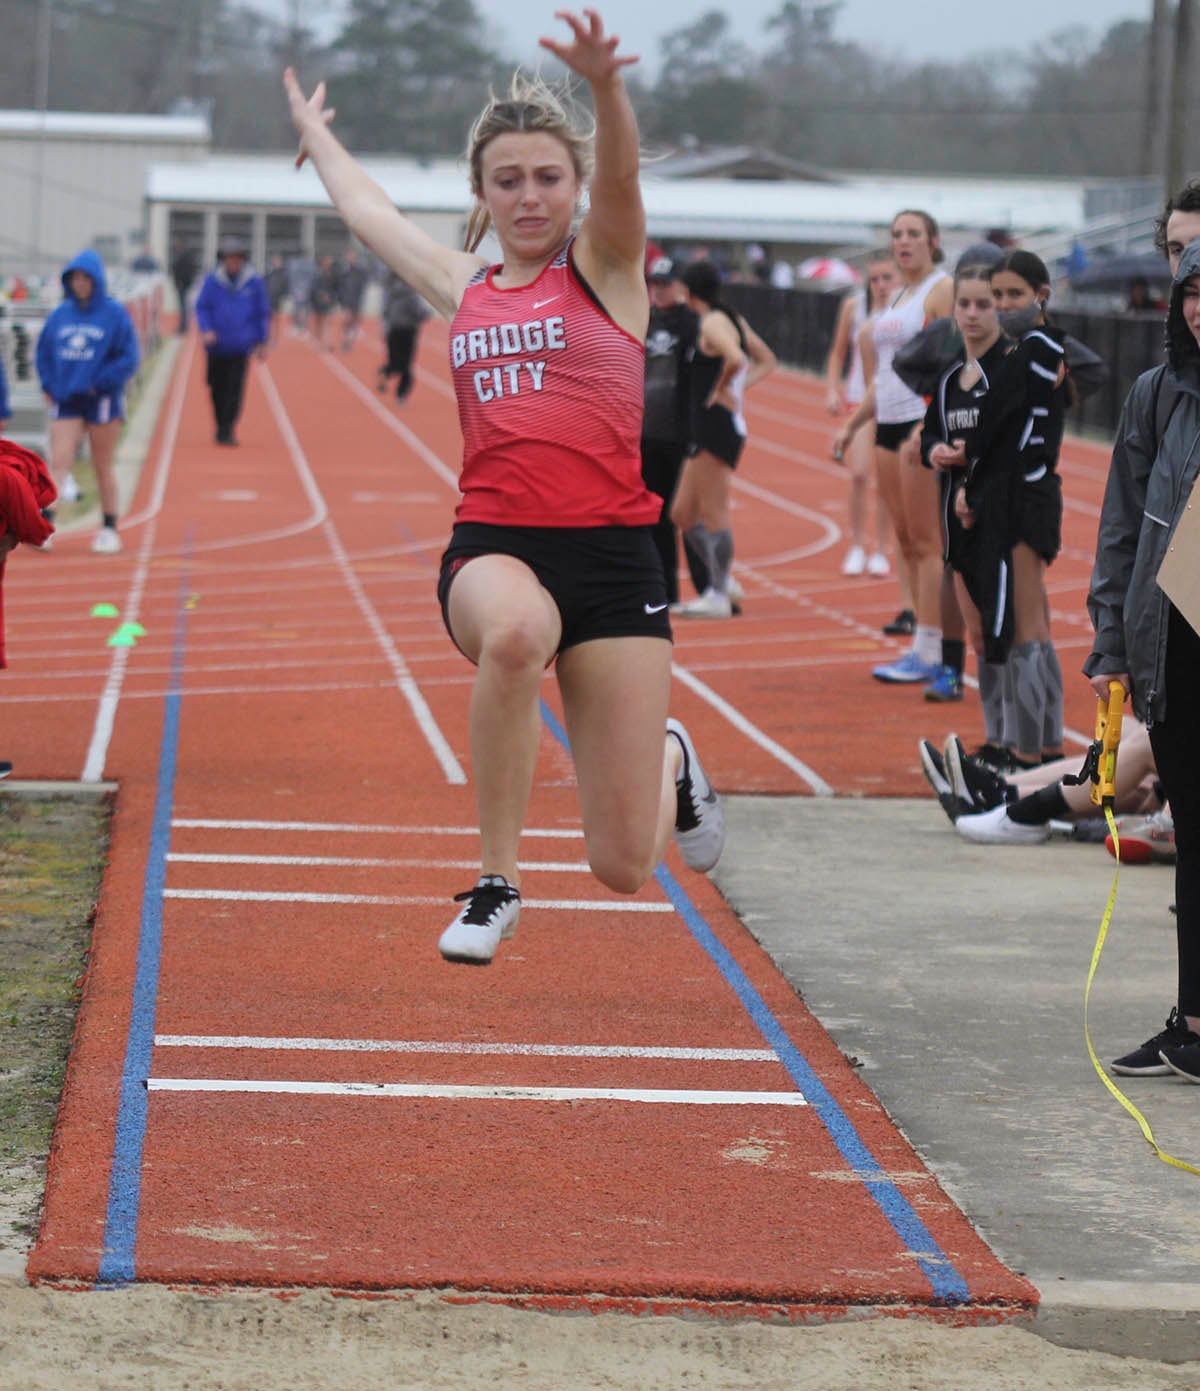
[
  {"left": 36, "top": 249, "right": 140, "bottom": 404},
  {"left": 194, "top": 259, "right": 270, "bottom": 357}
]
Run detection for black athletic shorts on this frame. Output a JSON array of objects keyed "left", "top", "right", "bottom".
[
  {"left": 1016, "top": 471, "right": 1062, "bottom": 563},
  {"left": 691, "top": 404, "right": 746, "bottom": 467},
  {"left": 875, "top": 418, "right": 922, "bottom": 452},
  {"left": 438, "top": 522, "right": 673, "bottom": 657}
]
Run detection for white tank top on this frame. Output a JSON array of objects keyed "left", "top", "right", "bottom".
[{"left": 871, "top": 268, "right": 948, "bottom": 424}]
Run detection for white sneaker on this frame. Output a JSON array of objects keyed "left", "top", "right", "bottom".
[
  {"left": 438, "top": 874, "right": 521, "bottom": 964},
  {"left": 866, "top": 551, "right": 891, "bottom": 577},
  {"left": 955, "top": 804, "right": 1050, "bottom": 845},
  {"left": 666, "top": 718, "right": 726, "bottom": 872},
  {"left": 842, "top": 545, "right": 867, "bottom": 576},
  {"left": 678, "top": 588, "right": 732, "bottom": 619},
  {"left": 91, "top": 527, "right": 122, "bottom": 555},
  {"left": 60, "top": 473, "right": 81, "bottom": 503},
  {"left": 727, "top": 576, "right": 745, "bottom": 605}
]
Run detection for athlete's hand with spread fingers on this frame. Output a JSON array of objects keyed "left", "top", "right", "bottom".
[
  {"left": 283, "top": 67, "right": 336, "bottom": 169},
  {"left": 538, "top": 8, "right": 639, "bottom": 84}
]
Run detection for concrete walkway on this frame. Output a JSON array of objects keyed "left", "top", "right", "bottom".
[{"left": 716, "top": 795, "right": 1200, "bottom": 1359}]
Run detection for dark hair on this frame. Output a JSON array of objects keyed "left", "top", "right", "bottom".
[
  {"left": 891, "top": 209, "right": 945, "bottom": 264},
  {"left": 995, "top": 249, "right": 1051, "bottom": 295},
  {"left": 680, "top": 258, "right": 722, "bottom": 305},
  {"left": 1154, "top": 178, "right": 1200, "bottom": 258}
]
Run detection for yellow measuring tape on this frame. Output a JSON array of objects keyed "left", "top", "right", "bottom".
[{"left": 1081, "top": 684, "right": 1200, "bottom": 1176}]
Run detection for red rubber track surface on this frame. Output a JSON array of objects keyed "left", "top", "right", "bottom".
[{"left": 4, "top": 320, "right": 1100, "bottom": 1314}]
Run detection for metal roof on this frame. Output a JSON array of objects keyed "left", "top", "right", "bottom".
[
  {"left": 144, "top": 155, "right": 1089, "bottom": 244},
  {"left": 0, "top": 109, "right": 210, "bottom": 142}
]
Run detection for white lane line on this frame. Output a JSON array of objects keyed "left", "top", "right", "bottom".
[
  {"left": 171, "top": 819, "right": 584, "bottom": 836},
  {"left": 147, "top": 1078, "right": 807, "bottom": 1106},
  {"left": 154, "top": 1036, "right": 779, "bottom": 1061},
  {"left": 321, "top": 351, "right": 460, "bottom": 492},
  {"left": 671, "top": 664, "right": 834, "bottom": 797},
  {"left": 80, "top": 338, "right": 194, "bottom": 783},
  {"left": 167, "top": 853, "right": 590, "bottom": 870},
  {"left": 161, "top": 889, "right": 672, "bottom": 910},
  {"left": 258, "top": 365, "right": 465, "bottom": 787}
]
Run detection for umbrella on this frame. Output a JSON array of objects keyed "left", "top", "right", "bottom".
[
  {"left": 1069, "top": 251, "right": 1170, "bottom": 292},
  {"left": 797, "top": 256, "right": 861, "bottom": 287}
]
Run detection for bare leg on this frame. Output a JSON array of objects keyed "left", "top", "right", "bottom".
[
  {"left": 557, "top": 635, "right": 677, "bottom": 893},
  {"left": 87, "top": 420, "right": 123, "bottom": 520},
  {"left": 47, "top": 416, "right": 85, "bottom": 494},
  {"left": 446, "top": 554, "right": 562, "bottom": 888}
]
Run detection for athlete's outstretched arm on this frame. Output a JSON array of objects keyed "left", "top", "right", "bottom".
[{"left": 283, "top": 68, "right": 482, "bottom": 320}]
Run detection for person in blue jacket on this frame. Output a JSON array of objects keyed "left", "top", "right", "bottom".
[
  {"left": 194, "top": 236, "right": 270, "bottom": 446},
  {"left": 36, "top": 248, "right": 140, "bottom": 554}
]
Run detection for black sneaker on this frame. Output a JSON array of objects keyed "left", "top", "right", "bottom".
[
  {"left": 972, "top": 741, "right": 1021, "bottom": 773},
  {"left": 1111, "top": 1008, "right": 1200, "bottom": 1076},
  {"left": 943, "top": 735, "right": 1013, "bottom": 813},
  {"left": 1160, "top": 1039, "right": 1200, "bottom": 1083},
  {"left": 437, "top": 874, "right": 521, "bottom": 965},
  {"left": 0, "top": 760, "right": 11, "bottom": 780},
  {"left": 882, "top": 608, "right": 916, "bottom": 636},
  {"left": 667, "top": 718, "right": 726, "bottom": 872},
  {"left": 917, "top": 739, "right": 970, "bottom": 822}
]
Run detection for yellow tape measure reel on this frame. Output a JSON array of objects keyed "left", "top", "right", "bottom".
[{"left": 1081, "top": 681, "right": 1200, "bottom": 1175}]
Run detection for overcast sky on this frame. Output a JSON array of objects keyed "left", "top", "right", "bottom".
[
  {"left": 479, "top": 1, "right": 1145, "bottom": 75},
  {"left": 282, "top": 0, "right": 1146, "bottom": 72}
]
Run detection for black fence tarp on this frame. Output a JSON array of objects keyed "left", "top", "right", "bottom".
[{"left": 721, "top": 282, "right": 1168, "bottom": 443}]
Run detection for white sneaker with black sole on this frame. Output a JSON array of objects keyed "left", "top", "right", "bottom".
[
  {"left": 667, "top": 718, "right": 725, "bottom": 872},
  {"left": 438, "top": 874, "right": 521, "bottom": 965}
]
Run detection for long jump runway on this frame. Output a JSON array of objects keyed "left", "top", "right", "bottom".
[{"left": 1, "top": 318, "right": 1110, "bottom": 1314}]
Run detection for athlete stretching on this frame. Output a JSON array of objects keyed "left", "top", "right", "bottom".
[{"left": 285, "top": 9, "right": 725, "bottom": 964}]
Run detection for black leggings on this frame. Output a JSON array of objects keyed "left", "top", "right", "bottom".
[{"left": 1148, "top": 604, "right": 1200, "bottom": 1018}]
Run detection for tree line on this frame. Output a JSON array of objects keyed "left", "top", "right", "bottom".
[{"left": 0, "top": 0, "right": 1184, "bottom": 179}]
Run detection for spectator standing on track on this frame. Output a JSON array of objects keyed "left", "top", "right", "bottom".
[
  {"left": 286, "top": 252, "right": 317, "bottom": 336},
  {"left": 265, "top": 253, "right": 290, "bottom": 345},
  {"left": 1086, "top": 236, "right": 1200, "bottom": 1081},
  {"left": 285, "top": 8, "right": 727, "bottom": 966},
  {"left": 376, "top": 271, "right": 429, "bottom": 402},
  {"left": 670, "top": 258, "right": 777, "bottom": 619},
  {"left": 337, "top": 249, "right": 369, "bottom": 352},
  {"left": 825, "top": 249, "right": 899, "bottom": 578},
  {"left": 310, "top": 255, "right": 339, "bottom": 350},
  {"left": 194, "top": 236, "right": 270, "bottom": 447},
  {"left": 640, "top": 255, "right": 697, "bottom": 606},
  {"left": 36, "top": 248, "right": 140, "bottom": 555},
  {"left": 833, "top": 210, "right": 953, "bottom": 680},
  {"left": 985, "top": 250, "right": 1070, "bottom": 769},
  {"left": 171, "top": 240, "right": 199, "bottom": 334}
]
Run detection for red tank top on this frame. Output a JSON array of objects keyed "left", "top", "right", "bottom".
[{"left": 449, "top": 241, "right": 659, "bottom": 527}]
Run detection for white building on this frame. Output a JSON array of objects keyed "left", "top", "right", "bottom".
[{"left": 0, "top": 109, "right": 210, "bottom": 280}]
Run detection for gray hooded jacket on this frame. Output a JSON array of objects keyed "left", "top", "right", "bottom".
[{"left": 1085, "top": 238, "right": 1200, "bottom": 724}]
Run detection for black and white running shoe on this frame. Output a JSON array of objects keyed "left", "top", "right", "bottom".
[
  {"left": 667, "top": 718, "right": 726, "bottom": 872},
  {"left": 918, "top": 739, "right": 970, "bottom": 823},
  {"left": 438, "top": 874, "right": 521, "bottom": 965},
  {"left": 0, "top": 760, "right": 11, "bottom": 780},
  {"left": 943, "top": 734, "right": 1013, "bottom": 814},
  {"left": 1112, "top": 1008, "right": 1200, "bottom": 1076}
]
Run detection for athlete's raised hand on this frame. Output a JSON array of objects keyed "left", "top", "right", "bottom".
[
  {"left": 283, "top": 67, "right": 336, "bottom": 169},
  {"left": 539, "top": 9, "right": 638, "bottom": 85}
]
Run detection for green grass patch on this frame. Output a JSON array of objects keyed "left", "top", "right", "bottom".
[{"left": 0, "top": 793, "right": 111, "bottom": 1248}]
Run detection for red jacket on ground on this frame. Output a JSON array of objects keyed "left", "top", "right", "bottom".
[{"left": 0, "top": 441, "right": 56, "bottom": 668}]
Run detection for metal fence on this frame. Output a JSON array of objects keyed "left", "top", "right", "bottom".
[{"left": 722, "top": 281, "right": 1169, "bottom": 444}]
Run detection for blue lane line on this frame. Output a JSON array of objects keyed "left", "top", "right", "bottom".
[
  {"left": 539, "top": 701, "right": 970, "bottom": 1306},
  {"left": 96, "top": 566, "right": 191, "bottom": 1287}
]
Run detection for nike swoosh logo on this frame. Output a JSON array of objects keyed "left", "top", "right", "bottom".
[
  {"left": 644, "top": 602, "right": 668, "bottom": 614},
  {"left": 533, "top": 296, "right": 561, "bottom": 309}
]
